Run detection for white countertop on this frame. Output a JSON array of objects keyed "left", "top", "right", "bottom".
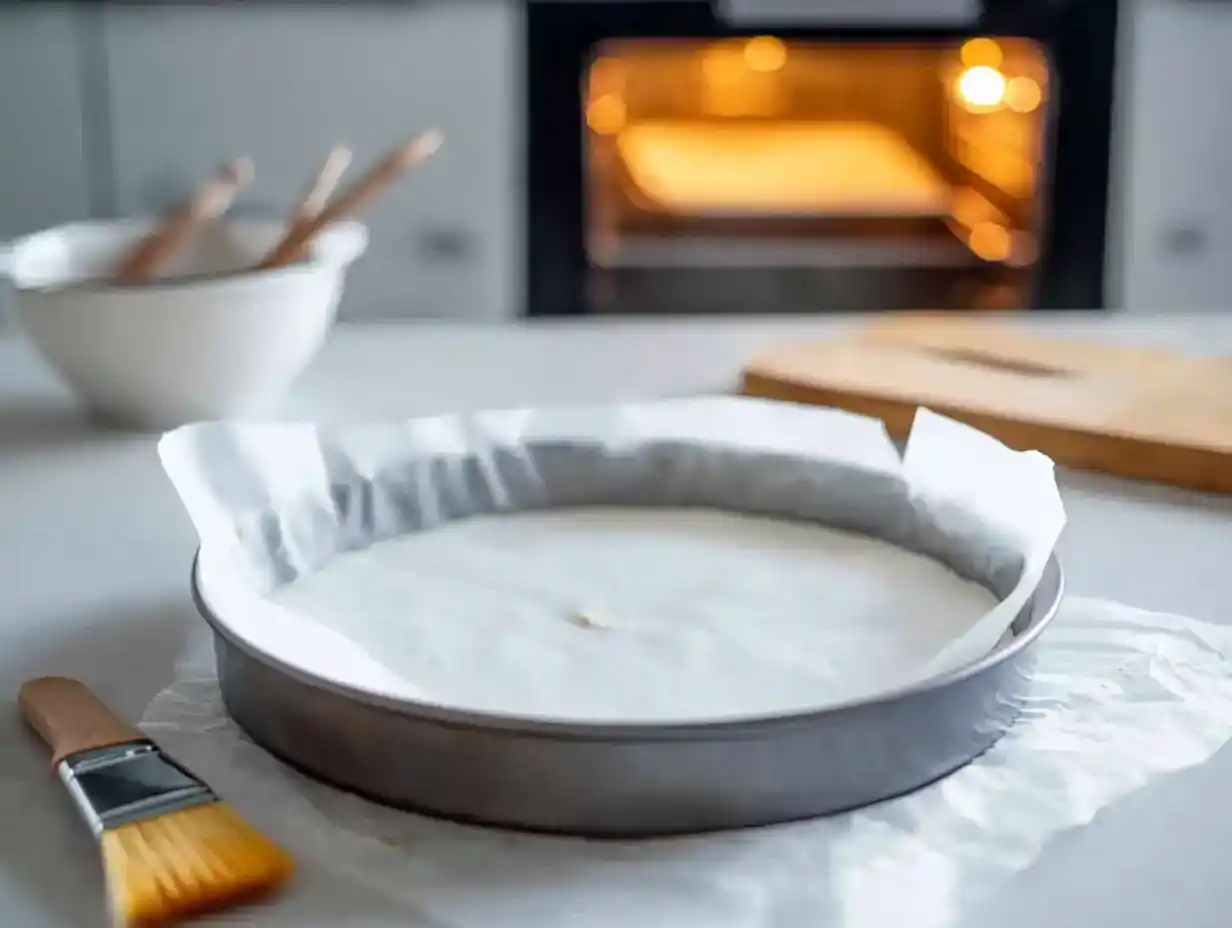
[{"left": 2, "top": 313, "right": 1231, "bottom": 927}]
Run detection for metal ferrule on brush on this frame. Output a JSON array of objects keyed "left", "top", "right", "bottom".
[{"left": 57, "top": 742, "right": 217, "bottom": 839}]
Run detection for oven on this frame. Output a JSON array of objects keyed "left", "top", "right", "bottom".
[{"left": 526, "top": 0, "right": 1118, "bottom": 316}]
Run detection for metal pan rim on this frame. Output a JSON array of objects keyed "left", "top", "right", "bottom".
[{"left": 189, "top": 549, "right": 1064, "bottom": 742}]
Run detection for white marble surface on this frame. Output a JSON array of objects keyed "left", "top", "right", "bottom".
[{"left": 1, "top": 313, "right": 1231, "bottom": 926}]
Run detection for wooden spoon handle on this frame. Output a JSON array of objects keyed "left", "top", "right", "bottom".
[
  {"left": 257, "top": 130, "right": 442, "bottom": 270},
  {"left": 290, "top": 145, "right": 353, "bottom": 225},
  {"left": 259, "top": 145, "right": 353, "bottom": 267},
  {"left": 113, "top": 157, "right": 254, "bottom": 283},
  {"left": 18, "top": 677, "right": 146, "bottom": 768}
]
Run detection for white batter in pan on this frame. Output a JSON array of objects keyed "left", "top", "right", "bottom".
[{"left": 270, "top": 507, "right": 997, "bottom": 722}]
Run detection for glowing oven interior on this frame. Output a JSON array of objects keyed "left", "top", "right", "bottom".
[{"left": 583, "top": 37, "right": 1050, "bottom": 312}]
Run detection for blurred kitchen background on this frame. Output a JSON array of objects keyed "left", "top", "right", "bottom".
[{"left": 0, "top": 1, "right": 1228, "bottom": 320}]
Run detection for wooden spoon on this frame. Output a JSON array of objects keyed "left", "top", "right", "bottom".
[
  {"left": 259, "top": 145, "right": 353, "bottom": 266},
  {"left": 256, "top": 130, "right": 442, "bottom": 270},
  {"left": 112, "top": 157, "right": 254, "bottom": 283}
]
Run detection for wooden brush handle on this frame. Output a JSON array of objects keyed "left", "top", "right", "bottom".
[
  {"left": 257, "top": 130, "right": 441, "bottom": 270},
  {"left": 18, "top": 677, "right": 146, "bottom": 767},
  {"left": 113, "top": 157, "right": 254, "bottom": 283}
]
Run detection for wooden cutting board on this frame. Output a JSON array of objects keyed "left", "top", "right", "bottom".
[{"left": 739, "top": 314, "right": 1232, "bottom": 493}]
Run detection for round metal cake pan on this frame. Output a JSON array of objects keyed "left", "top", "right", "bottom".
[{"left": 188, "top": 551, "right": 1063, "bottom": 838}]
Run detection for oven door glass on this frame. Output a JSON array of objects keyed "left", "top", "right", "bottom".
[
  {"left": 527, "top": 0, "right": 1116, "bottom": 316},
  {"left": 584, "top": 37, "right": 1050, "bottom": 313}
]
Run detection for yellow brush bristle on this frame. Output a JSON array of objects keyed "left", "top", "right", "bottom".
[{"left": 99, "top": 801, "right": 293, "bottom": 927}]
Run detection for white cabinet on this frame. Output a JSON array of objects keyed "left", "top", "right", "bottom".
[
  {"left": 1114, "top": 0, "right": 1232, "bottom": 311},
  {"left": 0, "top": 7, "right": 92, "bottom": 239},
  {"left": 102, "top": 4, "right": 520, "bottom": 320}
]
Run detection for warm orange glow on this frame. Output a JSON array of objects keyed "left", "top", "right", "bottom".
[
  {"left": 956, "top": 66, "right": 1006, "bottom": 109},
  {"left": 960, "top": 38, "right": 1003, "bottom": 69},
  {"left": 589, "top": 56, "right": 628, "bottom": 95},
  {"left": 587, "top": 93, "right": 627, "bottom": 135},
  {"left": 1006, "top": 76, "right": 1042, "bottom": 113},
  {"left": 951, "top": 186, "right": 993, "bottom": 229},
  {"left": 583, "top": 37, "right": 1047, "bottom": 241},
  {"left": 616, "top": 121, "right": 949, "bottom": 216},
  {"left": 969, "top": 222, "right": 1011, "bottom": 261},
  {"left": 743, "top": 36, "right": 787, "bottom": 73},
  {"left": 954, "top": 114, "right": 1036, "bottom": 197},
  {"left": 701, "top": 45, "right": 746, "bottom": 83},
  {"left": 699, "top": 44, "right": 783, "bottom": 116}
]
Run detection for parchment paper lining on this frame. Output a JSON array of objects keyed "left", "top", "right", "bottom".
[{"left": 159, "top": 399, "right": 1065, "bottom": 699}]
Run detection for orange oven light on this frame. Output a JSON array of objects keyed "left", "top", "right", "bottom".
[
  {"left": 1006, "top": 76, "right": 1043, "bottom": 113},
  {"left": 743, "top": 36, "right": 787, "bottom": 73},
  {"left": 960, "top": 38, "right": 1003, "bottom": 69},
  {"left": 956, "top": 66, "right": 1007, "bottom": 110}
]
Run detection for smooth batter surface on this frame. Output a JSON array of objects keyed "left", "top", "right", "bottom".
[{"left": 270, "top": 507, "right": 997, "bottom": 722}]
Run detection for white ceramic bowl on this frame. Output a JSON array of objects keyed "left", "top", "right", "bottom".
[{"left": 0, "top": 218, "right": 367, "bottom": 429}]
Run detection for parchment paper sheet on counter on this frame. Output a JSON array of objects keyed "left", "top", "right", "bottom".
[{"left": 143, "top": 597, "right": 1232, "bottom": 928}]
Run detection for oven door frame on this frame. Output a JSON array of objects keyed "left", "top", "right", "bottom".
[{"left": 525, "top": 0, "right": 1118, "bottom": 316}]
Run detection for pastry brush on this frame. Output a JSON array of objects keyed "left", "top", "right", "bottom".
[{"left": 18, "top": 676, "right": 293, "bottom": 926}]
